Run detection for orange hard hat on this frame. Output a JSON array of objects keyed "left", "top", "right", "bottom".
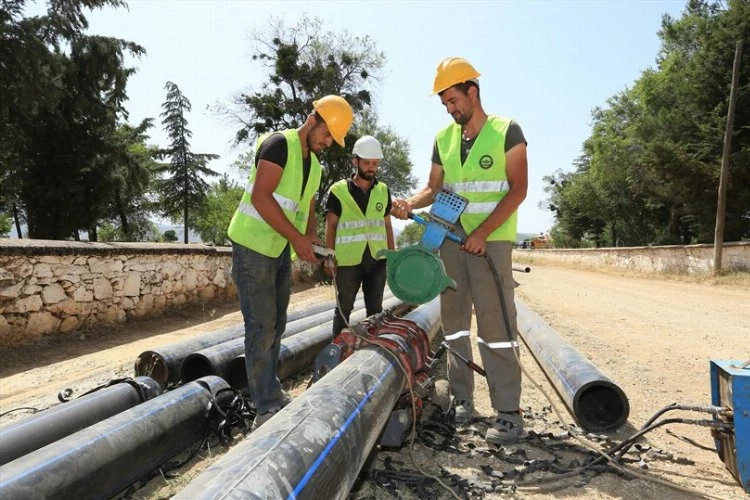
[
  {"left": 312, "top": 95, "right": 354, "bottom": 147},
  {"left": 432, "top": 57, "right": 481, "bottom": 95}
]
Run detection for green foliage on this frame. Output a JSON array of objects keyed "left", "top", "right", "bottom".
[
  {"left": 162, "top": 229, "right": 178, "bottom": 242},
  {"left": 0, "top": 211, "right": 12, "bottom": 235},
  {"left": 193, "top": 175, "right": 244, "bottom": 246},
  {"left": 396, "top": 220, "right": 426, "bottom": 248},
  {"left": 222, "top": 16, "right": 415, "bottom": 216},
  {"left": 155, "top": 81, "right": 220, "bottom": 244},
  {"left": 546, "top": 0, "right": 750, "bottom": 246},
  {"left": 1, "top": 0, "right": 145, "bottom": 240},
  {"left": 350, "top": 111, "right": 418, "bottom": 199}
]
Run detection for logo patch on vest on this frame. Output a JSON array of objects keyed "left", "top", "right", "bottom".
[
  {"left": 479, "top": 155, "right": 494, "bottom": 169},
  {"left": 376, "top": 202, "right": 384, "bottom": 212}
]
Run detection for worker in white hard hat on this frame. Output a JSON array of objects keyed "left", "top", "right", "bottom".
[{"left": 325, "top": 135, "right": 394, "bottom": 337}]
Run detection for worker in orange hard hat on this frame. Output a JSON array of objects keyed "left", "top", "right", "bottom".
[
  {"left": 392, "top": 57, "right": 529, "bottom": 445},
  {"left": 227, "top": 95, "right": 353, "bottom": 431}
]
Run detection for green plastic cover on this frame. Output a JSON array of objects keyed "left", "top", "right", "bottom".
[{"left": 378, "top": 246, "right": 456, "bottom": 304}]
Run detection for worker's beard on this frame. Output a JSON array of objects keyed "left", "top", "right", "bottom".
[{"left": 357, "top": 165, "right": 376, "bottom": 181}]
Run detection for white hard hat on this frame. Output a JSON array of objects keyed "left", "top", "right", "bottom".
[{"left": 352, "top": 135, "right": 383, "bottom": 160}]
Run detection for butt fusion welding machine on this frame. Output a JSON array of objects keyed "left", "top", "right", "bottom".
[
  {"left": 313, "top": 189, "right": 487, "bottom": 447},
  {"left": 711, "top": 360, "right": 749, "bottom": 492}
]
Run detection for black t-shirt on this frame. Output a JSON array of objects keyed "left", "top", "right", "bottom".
[
  {"left": 432, "top": 120, "right": 527, "bottom": 166},
  {"left": 254, "top": 132, "right": 311, "bottom": 196},
  {"left": 325, "top": 176, "right": 393, "bottom": 217}
]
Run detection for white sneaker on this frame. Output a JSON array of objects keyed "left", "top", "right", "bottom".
[
  {"left": 452, "top": 398, "right": 473, "bottom": 425},
  {"left": 486, "top": 411, "right": 523, "bottom": 444}
]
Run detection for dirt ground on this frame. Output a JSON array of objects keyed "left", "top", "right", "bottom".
[{"left": 1, "top": 264, "right": 748, "bottom": 499}]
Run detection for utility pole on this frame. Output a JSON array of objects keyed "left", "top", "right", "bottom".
[{"left": 713, "top": 40, "right": 742, "bottom": 276}]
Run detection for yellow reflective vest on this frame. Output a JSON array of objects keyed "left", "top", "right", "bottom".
[
  {"left": 330, "top": 179, "right": 388, "bottom": 266},
  {"left": 435, "top": 115, "right": 517, "bottom": 242},
  {"left": 227, "top": 129, "right": 321, "bottom": 257}
]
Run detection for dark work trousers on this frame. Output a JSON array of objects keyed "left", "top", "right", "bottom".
[
  {"left": 332, "top": 248, "right": 387, "bottom": 337},
  {"left": 440, "top": 232, "right": 522, "bottom": 413},
  {"left": 231, "top": 242, "right": 290, "bottom": 414}
]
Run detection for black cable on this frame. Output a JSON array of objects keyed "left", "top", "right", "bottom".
[
  {"left": 612, "top": 404, "right": 727, "bottom": 460},
  {"left": 482, "top": 253, "right": 515, "bottom": 346},
  {"left": 0, "top": 406, "right": 40, "bottom": 417}
]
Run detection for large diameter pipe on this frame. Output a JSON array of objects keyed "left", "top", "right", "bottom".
[
  {"left": 0, "top": 376, "right": 162, "bottom": 466},
  {"left": 172, "top": 299, "right": 441, "bottom": 500},
  {"left": 0, "top": 376, "right": 229, "bottom": 500},
  {"left": 179, "top": 294, "right": 391, "bottom": 382},
  {"left": 515, "top": 299, "right": 629, "bottom": 431},
  {"left": 135, "top": 299, "right": 340, "bottom": 387},
  {"left": 225, "top": 295, "right": 403, "bottom": 391}
]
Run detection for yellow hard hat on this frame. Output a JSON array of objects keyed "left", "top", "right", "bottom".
[
  {"left": 312, "top": 95, "right": 354, "bottom": 147},
  {"left": 432, "top": 57, "right": 481, "bottom": 95}
]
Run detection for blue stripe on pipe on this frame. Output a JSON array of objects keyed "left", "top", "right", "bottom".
[
  {"left": 0, "top": 385, "right": 205, "bottom": 487},
  {"left": 289, "top": 362, "right": 396, "bottom": 499}
]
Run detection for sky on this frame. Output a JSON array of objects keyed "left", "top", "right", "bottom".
[{"left": 27, "top": 0, "right": 688, "bottom": 235}]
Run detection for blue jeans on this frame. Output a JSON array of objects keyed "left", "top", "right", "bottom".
[{"left": 231, "top": 242, "right": 291, "bottom": 413}]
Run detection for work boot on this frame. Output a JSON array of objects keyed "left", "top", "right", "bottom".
[
  {"left": 451, "top": 398, "right": 473, "bottom": 425},
  {"left": 251, "top": 408, "right": 279, "bottom": 431},
  {"left": 486, "top": 411, "right": 523, "bottom": 444}
]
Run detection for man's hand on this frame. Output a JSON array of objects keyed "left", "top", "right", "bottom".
[
  {"left": 291, "top": 234, "right": 322, "bottom": 263},
  {"left": 461, "top": 229, "right": 488, "bottom": 256},
  {"left": 391, "top": 199, "right": 412, "bottom": 220}
]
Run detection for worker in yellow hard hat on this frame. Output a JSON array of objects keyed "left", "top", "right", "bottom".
[
  {"left": 227, "top": 95, "right": 353, "bottom": 430},
  {"left": 392, "top": 57, "right": 529, "bottom": 444}
]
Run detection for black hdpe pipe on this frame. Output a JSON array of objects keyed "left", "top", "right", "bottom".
[
  {"left": 224, "top": 295, "right": 403, "bottom": 391},
  {"left": 135, "top": 299, "right": 339, "bottom": 387},
  {"left": 0, "top": 376, "right": 230, "bottom": 500},
  {"left": 0, "top": 376, "right": 162, "bottom": 466},
  {"left": 515, "top": 299, "right": 629, "bottom": 431},
  {"left": 172, "top": 299, "right": 440, "bottom": 500},
  {"left": 179, "top": 291, "right": 394, "bottom": 383}
]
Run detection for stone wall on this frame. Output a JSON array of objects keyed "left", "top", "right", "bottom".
[
  {"left": 0, "top": 240, "right": 235, "bottom": 347},
  {"left": 513, "top": 241, "right": 750, "bottom": 273}
]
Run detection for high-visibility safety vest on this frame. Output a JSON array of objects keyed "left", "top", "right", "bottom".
[
  {"left": 436, "top": 115, "right": 517, "bottom": 242},
  {"left": 330, "top": 179, "right": 388, "bottom": 266},
  {"left": 227, "top": 129, "right": 322, "bottom": 257}
]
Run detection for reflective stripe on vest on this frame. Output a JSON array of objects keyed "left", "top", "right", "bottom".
[
  {"left": 227, "top": 129, "right": 321, "bottom": 257},
  {"left": 436, "top": 115, "right": 517, "bottom": 242},
  {"left": 330, "top": 179, "right": 389, "bottom": 266}
]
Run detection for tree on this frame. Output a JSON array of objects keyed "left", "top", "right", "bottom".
[
  {"left": 156, "top": 81, "right": 219, "bottom": 244},
  {"left": 0, "top": 211, "right": 12, "bottom": 236},
  {"left": 396, "top": 220, "right": 426, "bottom": 248},
  {"left": 193, "top": 175, "right": 244, "bottom": 246},
  {"left": 161, "top": 230, "right": 178, "bottom": 242},
  {"left": 222, "top": 16, "right": 416, "bottom": 223},
  {"left": 1, "top": 0, "right": 145, "bottom": 240},
  {"left": 544, "top": 0, "right": 750, "bottom": 246},
  {"left": 100, "top": 119, "right": 160, "bottom": 240}
]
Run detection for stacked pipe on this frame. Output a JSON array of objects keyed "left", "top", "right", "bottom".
[
  {"left": 172, "top": 299, "right": 441, "bottom": 500},
  {"left": 134, "top": 299, "right": 341, "bottom": 387},
  {"left": 515, "top": 299, "right": 629, "bottom": 431},
  {"left": 181, "top": 291, "right": 394, "bottom": 383},
  {"left": 0, "top": 376, "right": 230, "bottom": 500},
  {"left": 0, "top": 376, "right": 162, "bottom": 466}
]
